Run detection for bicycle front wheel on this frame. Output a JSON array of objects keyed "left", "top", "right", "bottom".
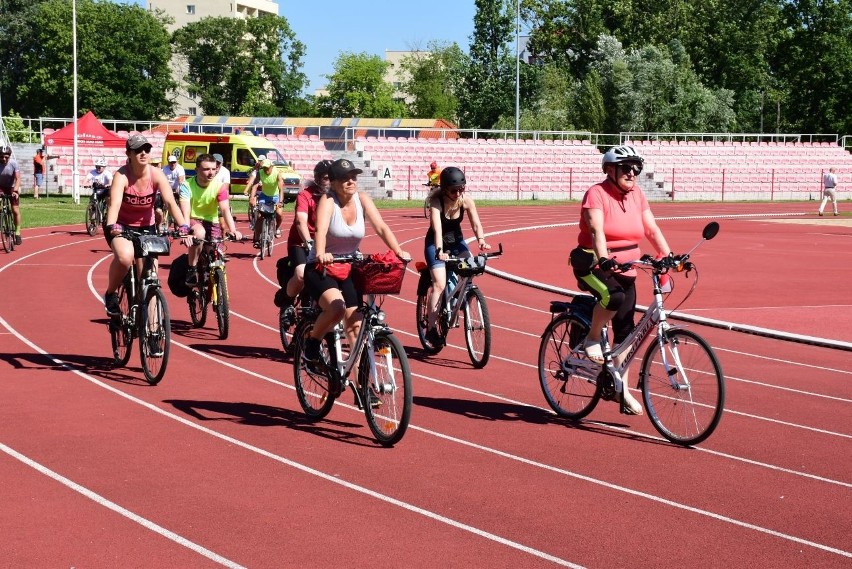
[
  {"left": 248, "top": 204, "right": 257, "bottom": 230},
  {"left": 640, "top": 328, "right": 725, "bottom": 446},
  {"left": 360, "top": 331, "right": 412, "bottom": 446},
  {"left": 292, "top": 323, "right": 336, "bottom": 420},
  {"left": 463, "top": 287, "right": 491, "bottom": 368},
  {"left": 0, "top": 206, "right": 11, "bottom": 253},
  {"left": 537, "top": 312, "right": 601, "bottom": 420},
  {"left": 85, "top": 200, "right": 99, "bottom": 236},
  {"left": 188, "top": 282, "right": 208, "bottom": 328},
  {"left": 110, "top": 276, "right": 133, "bottom": 367},
  {"left": 139, "top": 287, "right": 171, "bottom": 385},
  {"left": 265, "top": 218, "right": 275, "bottom": 258},
  {"left": 259, "top": 218, "right": 270, "bottom": 260},
  {"left": 212, "top": 268, "right": 229, "bottom": 340}
]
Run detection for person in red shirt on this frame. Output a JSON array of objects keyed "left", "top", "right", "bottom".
[
  {"left": 277, "top": 160, "right": 333, "bottom": 320},
  {"left": 570, "top": 145, "right": 671, "bottom": 415},
  {"left": 32, "top": 149, "right": 45, "bottom": 199}
]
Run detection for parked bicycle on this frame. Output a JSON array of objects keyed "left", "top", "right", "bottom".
[
  {"left": 415, "top": 244, "right": 503, "bottom": 368},
  {"left": 0, "top": 193, "right": 15, "bottom": 253},
  {"left": 108, "top": 229, "right": 175, "bottom": 385},
  {"left": 187, "top": 234, "right": 238, "bottom": 339},
  {"left": 537, "top": 222, "right": 724, "bottom": 446},
  {"left": 292, "top": 254, "right": 412, "bottom": 446},
  {"left": 255, "top": 202, "right": 276, "bottom": 260},
  {"left": 84, "top": 183, "right": 109, "bottom": 236}
]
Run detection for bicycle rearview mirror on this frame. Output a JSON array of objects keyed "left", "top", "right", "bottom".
[{"left": 702, "top": 221, "right": 720, "bottom": 241}]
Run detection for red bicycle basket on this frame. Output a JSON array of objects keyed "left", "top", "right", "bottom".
[{"left": 352, "top": 252, "right": 407, "bottom": 294}]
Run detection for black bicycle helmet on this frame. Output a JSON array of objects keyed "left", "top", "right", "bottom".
[
  {"left": 439, "top": 166, "right": 465, "bottom": 189},
  {"left": 313, "top": 159, "right": 333, "bottom": 179},
  {"left": 0, "top": 146, "right": 11, "bottom": 155}
]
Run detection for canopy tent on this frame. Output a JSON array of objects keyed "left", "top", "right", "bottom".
[{"left": 44, "top": 111, "right": 126, "bottom": 148}]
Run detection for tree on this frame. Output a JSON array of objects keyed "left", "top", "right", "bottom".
[
  {"left": 458, "top": 0, "right": 519, "bottom": 130},
  {"left": 1, "top": 0, "right": 175, "bottom": 120},
  {"left": 315, "top": 52, "right": 406, "bottom": 118},
  {"left": 775, "top": 0, "right": 852, "bottom": 134},
  {"left": 171, "top": 15, "right": 307, "bottom": 116},
  {"left": 399, "top": 41, "right": 467, "bottom": 122}
]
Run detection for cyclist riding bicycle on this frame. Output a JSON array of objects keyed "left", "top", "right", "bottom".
[
  {"left": 569, "top": 144, "right": 672, "bottom": 416},
  {"left": 301, "top": 159, "right": 410, "bottom": 368},
  {"left": 179, "top": 153, "right": 242, "bottom": 284},
  {"left": 249, "top": 158, "right": 286, "bottom": 245},
  {"left": 276, "top": 159, "right": 333, "bottom": 316},
  {"left": 423, "top": 166, "right": 490, "bottom": 347},
  {"left": 103, "top": 135, "right": 193, "bottom": 316},
  {"left": 85, "top": 157, "right": 113, "bottom": 202},
  {"left": 0, "top": 146, "right": 23, "bottom": 245}
]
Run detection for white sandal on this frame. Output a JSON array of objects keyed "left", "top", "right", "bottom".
[{"left": 583, "top": 340, "right": 604, "bottom": 364}]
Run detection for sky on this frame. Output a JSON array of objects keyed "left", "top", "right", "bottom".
[{"left": 120, "top": 0, "right": 479, "bottom": 94}]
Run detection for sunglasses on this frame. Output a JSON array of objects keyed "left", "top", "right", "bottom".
[
  {"left": 131, "top": 146, "right": 152, "bottom": 155},
  {"left": 446, "top": 185, "right": 465, "bottom": 194},
  {"left": 617, "top": 163, "right": 642, "bottom": 176}
]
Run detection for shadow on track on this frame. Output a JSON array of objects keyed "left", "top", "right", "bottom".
[
  {"left": 0, "top": 351, "right": 155, "bottom": 386},
  {"left": 163, "top": 399, "right": 379, "bottom": 447},
  {"left": 413, "top": 395, "right": 671, "bottom": 446},
  {"left": 405, "top": 347, "right": 474, "bottom": 370},
  {"left": 186, "top": 343, "right": 284, "bottom": 361}
]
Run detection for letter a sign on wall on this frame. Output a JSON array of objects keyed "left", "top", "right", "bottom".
[{"left": 380, "top": 165, "right": 393, "bottom": 180}]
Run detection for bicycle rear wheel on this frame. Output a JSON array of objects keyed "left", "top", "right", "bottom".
[
  {"left": 188, "top": 282, "right": 208, "bottom": 328},
  {"left": 640, "top": 329, "right": 725, "bottom": 446},
  {"left": 360, "top": 331, "right": 412, "bottom": 446},
  {"left": 139, "top": 287, "right": 171, "bottom": 385},
  {"left": 278, "top": 300, "right": 299, "bottom": 355},
  {"left": 537, "top": 312, "right": 601, "bottom": 420},
  {"left": 415, "top": 292, "right": 446, "bottom": 354},
  {"left": 463, "top": 287, "right": 491, "bottom": 368},
  {"left": 212, "top": 268, "right": 229, "bottom": 340},
  {"left": 110, "top": 275, "right": 133, "bottom": 367},
  {"left": 0, "top": 206, "right": 11, "bottom": 253},
  {"left": 292, "top": 323, "right": 336, "bottom": 420},
  {"left": 85, "top": 200, "right": 99, "bottom": 236}
]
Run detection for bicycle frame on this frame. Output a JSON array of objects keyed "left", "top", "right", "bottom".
[{"left": 327, "top": 295, "right": 388, "bottom": 407}]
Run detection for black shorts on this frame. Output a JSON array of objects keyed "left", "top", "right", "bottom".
[
  {"left": 303, "top": 263, "right": 360, "bottom": 308},
  {"left": 104, "top": 224, "right": 157, "bottom": 247},
  {"left": 288, "top": 244, "right": 309, "bottom": 266}
]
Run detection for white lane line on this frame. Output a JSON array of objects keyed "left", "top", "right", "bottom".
[
  {"left": 0, "top": 442, "right": 246, "bottom": 569},
  {"left": 0, "top": 314, "right": 583, "bottom": 569}
]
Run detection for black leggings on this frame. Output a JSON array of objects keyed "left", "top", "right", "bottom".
[{"left": 575, "top": 269, "right": 637, "bottom": 344}]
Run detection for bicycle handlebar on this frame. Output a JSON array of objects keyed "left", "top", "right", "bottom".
[
  {"left": 598, "top": 253, "right": 693, "bottom": 274},
  {"left": 443, "top": 242, "right": 503, "bottom": 263}
]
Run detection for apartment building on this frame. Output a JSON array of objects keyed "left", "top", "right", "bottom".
[{"left": 148, "top": 0, "right": 280, "bottom": 115}]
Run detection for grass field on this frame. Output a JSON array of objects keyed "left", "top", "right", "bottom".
[{"left": 17, "top": 195, "right": 564, "bottom": 229}]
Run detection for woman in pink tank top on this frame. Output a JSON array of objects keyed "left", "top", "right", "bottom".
[{"left": 102, "top": 135, "right": 193, "bottom": 317}]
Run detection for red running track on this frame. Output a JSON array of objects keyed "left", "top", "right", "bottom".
[{"left": 0, "top": 202, "right": 849, "bottom": 567}]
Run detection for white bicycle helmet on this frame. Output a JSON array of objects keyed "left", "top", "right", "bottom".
[
  {"left": 601, "top": 145, "right": 644, "bottom": 173},
  {"left": 94, "top": 157, "right": 107, "bottom": 167}
]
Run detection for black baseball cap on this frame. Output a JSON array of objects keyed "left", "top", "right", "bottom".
[{"left": 328, "top": 159, "right": 362, "bottom": 181}]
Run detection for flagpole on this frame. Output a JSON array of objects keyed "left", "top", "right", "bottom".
[{"left": 72, "top": 0, "right": 80, "bottom": 204}]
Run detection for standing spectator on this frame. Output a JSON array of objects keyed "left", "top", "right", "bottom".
[
  {"left": 32, "top": 148, "right": 45, "bottom": 199},
  {"left": 426, "top": 161, "right": 441, "bottom": 187},
  {"left": 0, "top": 146, "right": 22, "bottom": 244},
  {"left": 818, "top": 167, "right": 839, "bottom": 217}
]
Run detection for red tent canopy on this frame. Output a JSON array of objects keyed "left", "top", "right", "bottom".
[{"left": 44, "top": 111, "right": 126, "bottom": 148}]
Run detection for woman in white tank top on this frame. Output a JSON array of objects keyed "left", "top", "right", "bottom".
[{"left": 302, "top": 159, "right": 410, "bottom": 361}]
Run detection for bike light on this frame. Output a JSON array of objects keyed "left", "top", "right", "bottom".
[{"left": 376, "top": 310, "right": 386, "bottom": 324}]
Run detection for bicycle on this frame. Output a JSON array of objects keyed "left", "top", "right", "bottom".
[
  {"left": 186, "top": 234, "right": 238, "bottom": 339},
  {"left": 108, "top": 229, "right": 175, "bottom": 385},
  {"left": 537, "top": 222, "right": 724, "bottom": 446},
  {"left": 415, "top": 244, "right": 503, "bottom": 368},
  {"left": 247, "top": 200, "right": 258, "bottom": 231},
  {"left": 255, "top": 202, "right": 276, "bottom": 260},
  {"left": 84, "top": 184, "right": 108, "bottom": 236},
  {"left": 0, "top": 193, "right": 15, "bottom": 253},
  {"left": 292, "top": 254, "right": 413, "bottom": 446}
]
